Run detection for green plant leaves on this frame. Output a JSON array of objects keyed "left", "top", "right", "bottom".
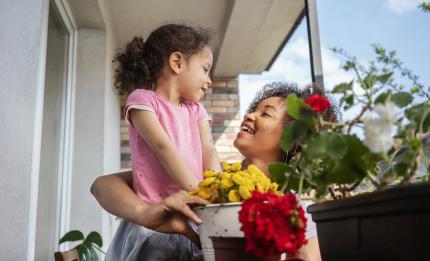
[
  {"left": 85, "top": 231, "right": 103, "bottom": 248},
  {"left": 285, "top": 94, "right": 316, "bottom": 128},
  {"left": 59, "top": 230, "right": 84, "bottom": 244},
  {"left": 268, "top": 162, "right": 288, "bottom": 186},
  {"left": 325, "top": 135, "right": 376, "bottom": 184},
  {"left": 59, "top": 230, "right": 103, "bottom": 261},
  {"left": 405, "top": 103, "right": 430, "bottom": 132},
  {"left": 392, "top": 92, "right": 413, "bottom": 108},
  {"left": 376, "top": 72, "right": 393, "bottom": 84},
  {"left": 305, "top": 132, "right": 348, "bottom": 160},
  {"left": 332, "top": 81, "right": 353, "bottom": 93},
  {"left": 281, "top": 121, "right": 309, "bottom": 152}
]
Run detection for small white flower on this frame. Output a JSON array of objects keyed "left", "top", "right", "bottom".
[{"left": 362, "top": 102, "right": 396, "bottom": 153}]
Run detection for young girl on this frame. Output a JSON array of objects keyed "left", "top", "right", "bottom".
[
  {"left": 103, "top": 24, "right": 220, "bottom": 260},
  {"left": 114, "top": 23, "right": 221, "bottom": 206}
]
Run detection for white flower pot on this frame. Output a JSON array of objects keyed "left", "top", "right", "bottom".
[{"left": 193, "top": 202, "right": 243, "bottom": 261}]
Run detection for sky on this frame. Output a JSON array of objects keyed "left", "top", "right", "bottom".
[{"left": 238, "top": 0, "right": 430, "bottom": 117}]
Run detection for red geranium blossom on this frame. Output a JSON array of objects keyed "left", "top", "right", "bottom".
[
  {"left": 239, "top": 191, "right": 307, "bottom": 257},
  {"left": 305, "top": 94, "right": 331, "bottom": 112}
]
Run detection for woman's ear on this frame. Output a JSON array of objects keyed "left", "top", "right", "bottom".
[{"left": 168, "top": 51, "right": 185, "bottom": 74}]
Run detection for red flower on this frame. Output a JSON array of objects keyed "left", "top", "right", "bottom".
[
  {"left": 239, "top": 191, "right": 307, "bottom": 257},
  {"left": 305, "top": 94, "right": 331, "bottom": 112}
]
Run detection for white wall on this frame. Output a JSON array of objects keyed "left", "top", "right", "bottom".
[
  {"left": 69, "top": 28, "right": 107, "bottom": 236},
  {"left": 0, "top": 0, "right": 47, "bottom": 260},
  {"left": 99, "top": 0, "right": 122, "bottom": 247}
]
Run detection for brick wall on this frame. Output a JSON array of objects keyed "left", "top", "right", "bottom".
[{"left": 120, "top": 77, "right": 242, "bottom": 169}]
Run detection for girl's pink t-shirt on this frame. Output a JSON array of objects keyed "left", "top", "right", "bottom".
[{"left": 125, "top": 89, "right": 211, "bottom": 204}]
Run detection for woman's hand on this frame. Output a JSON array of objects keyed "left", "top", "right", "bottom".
[
  {"left": 140, "top": 191, "right": 209, "bottom": 233},
  {"left": 91, "top": 172, "right": 209, "bottom": 245},
  {"left": 139, "top": 191, "right": 210, "bottom": 245}
]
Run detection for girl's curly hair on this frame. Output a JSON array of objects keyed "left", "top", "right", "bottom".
[{"left": 113, "top": 24, "right": 212, "bottom": 96}]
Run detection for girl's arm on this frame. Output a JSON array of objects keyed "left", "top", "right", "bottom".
[
  {"left": 131, "top": 109, "right": 199, "bottom": 191},
  {"left": 198, "top": 120, "right": 222, "bottom": 172},
  {"left": 90, "top": 171, "right": 209, "bottom": 237}
]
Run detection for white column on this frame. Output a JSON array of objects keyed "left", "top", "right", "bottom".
[
  {"left": 0, "top": 0, "right": 48, "bottom": 260},
  {"left": 69, "top": 28, "right": 107, "bottom": 235}
]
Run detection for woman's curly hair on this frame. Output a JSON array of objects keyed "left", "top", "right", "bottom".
[
  {"left": 113, "top": 24, "right": 212, "bottom": 96},
  {"left": 247, "top": 81, "right": 340, "bottom": 123}
]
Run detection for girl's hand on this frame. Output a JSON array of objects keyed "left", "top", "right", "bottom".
[{"left": 139, "top": 191, "right": 210, "bottom": 243}]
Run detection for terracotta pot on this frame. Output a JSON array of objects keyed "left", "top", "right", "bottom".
[{"left": 212, "top": 237, "right": 280, "bottom": 261}]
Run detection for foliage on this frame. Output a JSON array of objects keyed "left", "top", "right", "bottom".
[
  {"left": 270, "top": 45, "right": 430, "bottom": 200},
  {"left": 419, "top": 2, "right": 430, "bottom": 12},
  {"left": 58, "top": 230, "right": 104, "bottom": 261}
]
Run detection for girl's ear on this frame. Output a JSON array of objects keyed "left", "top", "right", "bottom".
[{"left": 168, "top": 51, "right": 185, "bottom": 74}]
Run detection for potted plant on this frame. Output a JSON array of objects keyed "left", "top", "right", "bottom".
[
  {"left": 268, "top": 43, "right": 430, "bottom": 260},
  {"left": 192, "top": 162, "right": 307, "bottom": 261},
  {"left": 56, "top": 230, "right": 104, "bottom": 261}
]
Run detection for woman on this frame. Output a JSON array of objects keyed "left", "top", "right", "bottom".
[{"left": 92, "top": 82, "right": 333, "bottom": 260}]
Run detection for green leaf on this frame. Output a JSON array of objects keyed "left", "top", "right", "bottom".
[
  {"left": 59, "top": 230, "right": 84, "bottom": 245},
  {"left": 305, "top": 132, "right": 348, "bottom": 160},
  {"left": 88, "top": 247, "right": 99, "bottom": 261},
  {"left": 363, "top": 74, "right": 377, "bottom": 89},
  {"left": 285, "top": 94, "right": 316, "bottom": 128},
  {"left": 392, "top": 92, "right": 413, "bottom": 108},
  {"left": 332, "top": 81, "right": 353, "bottom": 93},
  {"left": 326, "top": 135, "right": 375, "bottom": 184},
  {"left": 376, "top": 72, "right": 393, "bottom": 84},
  {"left": 328, "top": 161, "right": 361, "bottom": 184},
  {"left": 82, "top": 247, "right": 91, "bottom": 261},
  {"left": 344, "top": 94, "right": 354, "bottom": 109},
  {"left": 280, "top": 121, "right": 309, "bottom": 152},
  {"left": 85, "top": 231, "right": 103, "bottom": 248},
  {"left": 405, "top": 103, "right": 430, "bottom": 132},
  {"left": 374, "top": 91, "right": 391, "bottom": 104},
  {"left": 394, "top": 162, "right": 409, "bottom": 177},
  {"left": 268, "top": 162, "right": 288, "bottom": 188},
  {"left": 75, "top": 244, "right": 86, "bottom": 260},
  {"left": 285, "top": 173, "right": 305, "bottom": 192}
]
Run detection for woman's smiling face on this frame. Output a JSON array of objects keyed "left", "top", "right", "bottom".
[{"left": 234, "top": 96, "right": 289, "bottom": 160}]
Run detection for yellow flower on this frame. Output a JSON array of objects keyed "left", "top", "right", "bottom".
[
  {"left": 203, "top": 170, "right": 216, "bottom": 178},
  {"left": 220, "top": 179, "right": 233, "bottom": 189},
  {"left": 210, "top": 181, "right": 219, "bottom": 191},
  {"left": 201, "top": 177, "right": 216, "bottom": 186},
  {"left": 271, "top": 182, "right": 279, "bottom": 191},
  {"left": 274, "top": 191, "right": 284, "bottom": 196},
  {"left": 232, "top": 173, "right": 247, "bottom": 186},
  {"left": 228, "top": 190, "right": 241, "bottom": 202},
  {"left": 231, "top": 162, "right": 242, "bottom": 171},
  {"left": 256, "top": 183, "right": 265, "bottom": 193},
  {"left": 198, "top": 190, "right": 211, "bottom": 200},
  {"left": 245, "top": 179, "right": 256, "bottom": 191},
  {"left": 221, "top": 161, "right": 231, "bottom": 172},
  {"left": 248, "top": 164, "right": 264, "bottom": 176},
  {"left": 188, "top": 190, "right": 198, "bottom": 195},
  {"left": 238, "top": 186, "right": 251, "bottom": 199},
  {"left": 220, "top": 172, "right": 232, "bottom": 180}
]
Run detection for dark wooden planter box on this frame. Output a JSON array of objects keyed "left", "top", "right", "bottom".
[
  {"left": 211, "top": 237, "right": 280, "bottom": 261},
  {"left": 307, "top": 183, "right": 430, "bottom": 260}
]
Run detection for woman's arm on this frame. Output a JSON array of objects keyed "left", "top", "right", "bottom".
[
  {"left": 90, "top": 171, "right": 209, "bottom": 235},
  {"left": 90, "top": 170, "right": 147, "bottom": 225},
  {"left": 131, "top": 110, "right": 199, "bottom": 191},
  {"left": 198, "top": 120, "right": 222, "bottom": 172}
]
